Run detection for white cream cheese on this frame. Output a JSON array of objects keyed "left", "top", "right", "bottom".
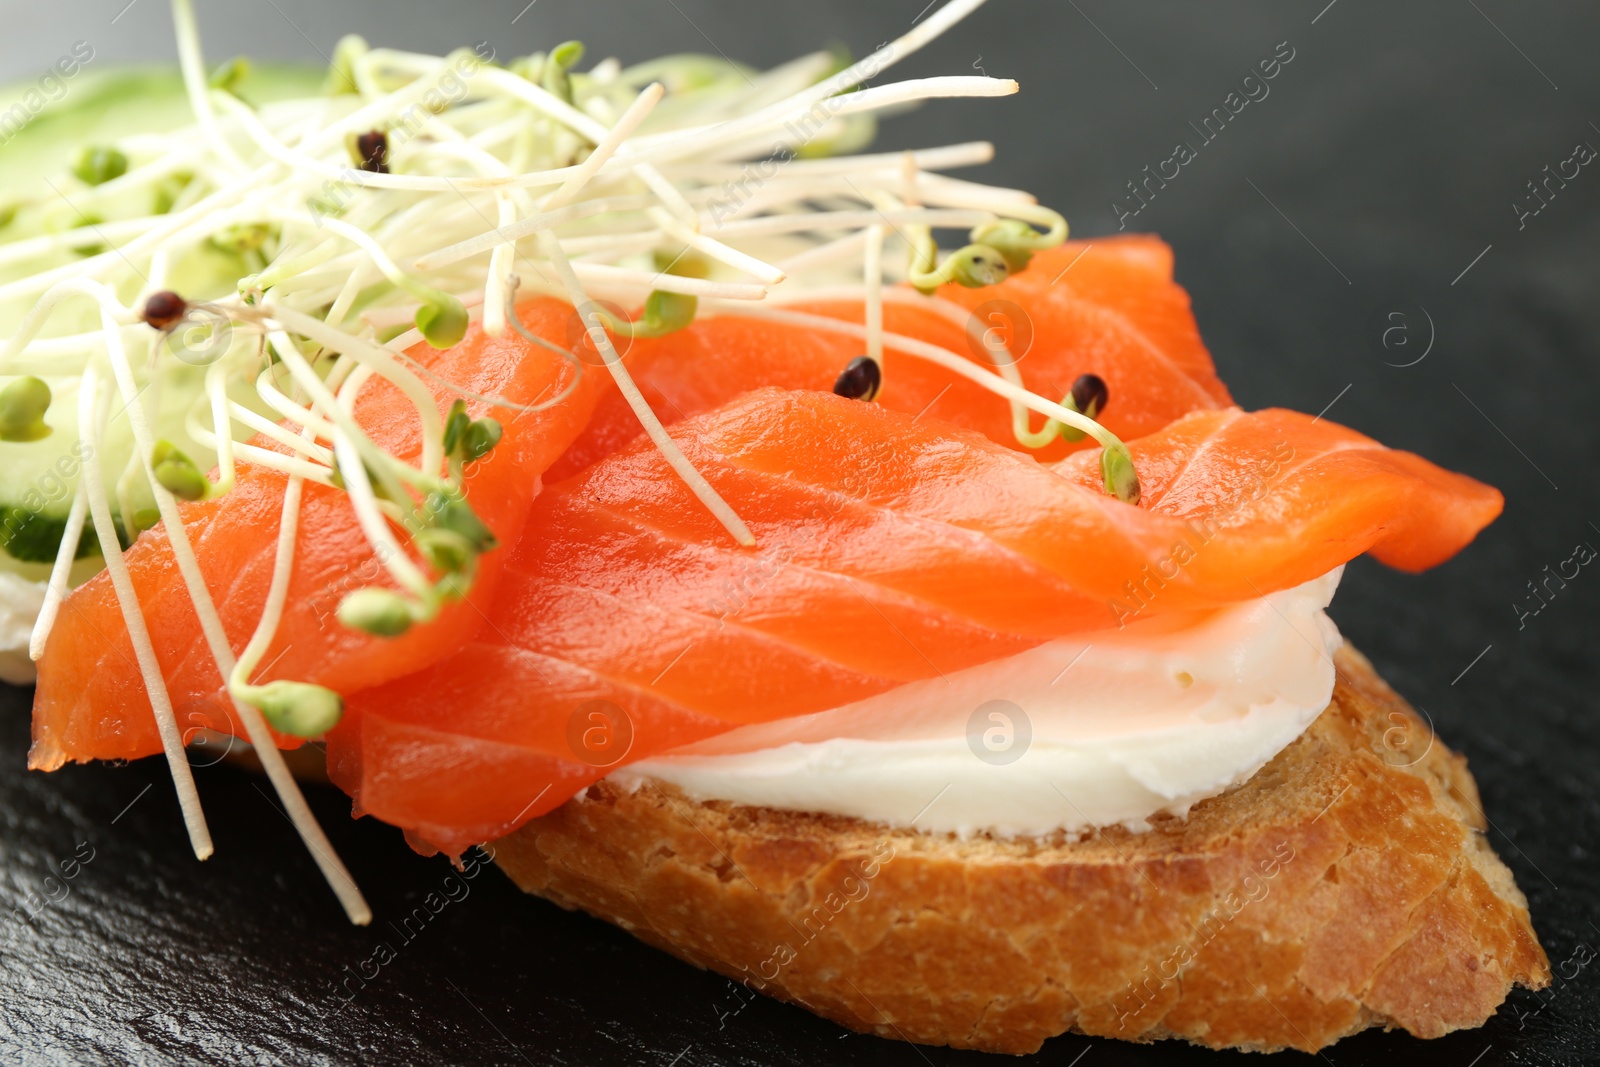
[
  {"left": 0, "top": 570, "right": 48, "bottom": 685},
  {"left": 616, "top": 569, "right": 1344, "bottom": 837},
  {"left": 0, "top": 556, "right": 99, "bottom": 686}
]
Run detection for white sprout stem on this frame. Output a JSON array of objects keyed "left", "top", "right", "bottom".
[
  {"left": 774, "top": 230, "right": 870, "bottom": 276},
  {"left": 185, "top": 399, "right": 336, "bottom": 481},
  {"left": 633, "top": 162, "right": 699, "bottom": 225},
  {"left": 864, "top": 225, "right": 884, "bottom": 366},
  {"left": 710, "top": 208, "right": 993, "bottom": 239},
  {"left": 709, "top": 304, "right": 1119, "bottom": 450},
  {"left": 264, "top": 330, "right": 432, "bottom": 597},
  {"left": 222, "top": 397, "right": 335, "bottom": 463},
  {"left": 96, "top": 293, "right": 371, "bottom": 922},
  {"left": 649, "top": 208, "right": 786, "bottom": 285},
  {"left": 262, "top": 304, "right": 444, "bottom": 476},
  {"left": 256, "top": 368, "right": 342, "bottom": 444},
  {"left": 538, "top": 230, "right": 755, "bottom": 546},
  {"left": 569, "top": 262, "right": 766, "bottom": 300},
  {"left": 621, "top": 0, "right": 992, "bottom": 159},
  {"left": 227, "top": 479, "right": 305, "bottom": 700},
  {"left": 483, "top": 194, "right": 517, "bottom": 337},
  {"left": 171, "top": 0, "right": 248, "bottom": 173},
  {"left": 77, "top": 364, "right": 214, "bottom": 860},
  {"left": 28, "top": 476, "right": 89, "bottom": 663},
  {"left": 412, "top": 193, "right": 661, "bottom": 270},
  {"left": 662, "top": 141, "right": 994, "bottom": 182},
  {"left": 911, "top": 293, "right": 1045, "bottom": 442},
  {"left": 203, "top": 361, "right": 238, "bottom": 496},
  {"left": 542, "top": 83, "right": 665, "bottom": 211}
]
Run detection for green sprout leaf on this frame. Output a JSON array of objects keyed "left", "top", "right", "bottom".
[
  {"left": 252, "top": 680, "right": 344, "bottom": 737},
  {"left": 971, "top": 219, "right": 1042, "bottom": 272},
  {"left": 336, "top": 587, "right": 416, "bottom": 637},
  {"left": 209, "top": 56, "right": 252, "bottom": 95},
  {"left": 1100, "top": 441, "right": 1142, "bottom": 505},
  {"left": 416, "top": 293, "right": 468, "bottom": 349},
  {"left": 442, "top": 399, "right": 471, "bottom": 456},
  {"left": 638, "top": 290, "right": 697, "bottom": 337},
  {"left": 150, "top": 439, "right": 209, "bottom": 501},
  {"left": 325, "top": 34, "right": 369, "bottom": 95},
  {"left": 73, "top": 146, "right": 128, "bottom": 187},
  {"left": 943, "top": 244, "right": 1010, "bottom": 288},
  {"left": 462, "top": 418, "right": 502, "bottom": 462},
  {"left": 0, "top": 376, "right": 52, "bottom": 442}
]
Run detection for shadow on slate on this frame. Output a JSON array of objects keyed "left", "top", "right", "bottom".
[{"left": 3, "top": 0, "right": 1599, "bottom": 1064}]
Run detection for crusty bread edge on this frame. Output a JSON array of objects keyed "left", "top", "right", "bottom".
[{"left": 492, "top": 644, "right": 1550, "bottom": 1055}]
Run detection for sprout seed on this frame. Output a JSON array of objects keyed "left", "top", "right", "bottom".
[{"left": 832, "top": 356, "right": 882, "bottom": 402}]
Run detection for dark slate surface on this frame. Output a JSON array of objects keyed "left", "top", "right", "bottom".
[{"left": 3, "top": 1, "right": 1597, "bottom": 1064}]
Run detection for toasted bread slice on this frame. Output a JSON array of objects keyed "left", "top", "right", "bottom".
[{"left": 493, "top": 645, "right": 1549, "bottom": 1054}]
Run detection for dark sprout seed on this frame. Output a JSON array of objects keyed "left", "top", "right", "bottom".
[
  {"left": 1070, "top": 373, "right": 1109, "bottom": 421},
  {"left": 833, "top": 356, "right": 882, "bottom": 402},
  {"left": 142, "top": 291, "right": 189, "bottom": 331},
  {"left": 356, "top": 130, "right": 389, "bottom": 174}
]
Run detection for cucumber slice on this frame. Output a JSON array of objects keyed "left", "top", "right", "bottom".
[{"left": 0, "top": 65, "right": 320, "bottom": 565}]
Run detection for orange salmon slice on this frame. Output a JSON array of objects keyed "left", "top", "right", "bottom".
[
  {"left": 330, "top": 388, "right": 1501, "bottom": 856},
  {"left": 546, "top": 236, "right": 1230, "bottom": 481},
  {"left": 31, "top": 299, "right": 606, "bottom": 770}
]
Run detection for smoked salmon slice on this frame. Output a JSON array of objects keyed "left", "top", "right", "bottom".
[
  {"left": 30, "top": 299, "right": 606, "bottom": 770},
  {"left": 329, "top": 388, "right": 1501, "bottom": 856},
  {"left": 546, "top": 236, "right": 1229, "bottom": 481}
]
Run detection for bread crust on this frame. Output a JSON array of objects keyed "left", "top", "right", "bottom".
[{"left": 492, "top": 645, "right": 1549, "bottom": 1054}]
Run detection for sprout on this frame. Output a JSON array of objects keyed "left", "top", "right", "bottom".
[
  {"left": 462, "top": 417, "right": 502, "bottom": 461},
  {"left": 832, "top": 356, "right": 882, "bottom": 402},
  {"left": 415, "top": 528, "right": 475, "bottom": 575},
  {"left": 353, "top": 129, "right": 389, "bottom": 175},
  {"left": 1057, "top": 372, "right": 1109, "bottom": 444},
  {"left": 208, "top": 222, "right": 274, "bottom": 256},
  {"left": 0, "top": 376, "right": 52, "bottom": 442},
  {"left": 142, "top": 290, "right": 189, "bottom": 331},
  {"left": 415, "top": 292, "right": 468, "bottom": 349},
  {"left": 251, "top": 679, "right": 344, "bottom": 737},
  {"left": 208, "top": 56, "right": 252, "bottom": 95},
  {"left": 970, "top": 219, "right": 1049, "bottom": 272},
  {"left": 1100, "top": 441, "right": 1141, "bottom": 505},
  {"left": 544, "top": 40, "right": 586, "bottom": 103},
  {"left": 909, "top": 242, "right": 1010, "bottom": 294},
  {"left": 424, "top": 491, "right": 496, "bottom": 552},
  {"left": 442, "top": 400, "right": 501, "bottom": 464},
  {"left": 337, "top": 587, "right": 416, "bottom": 637},
  {"left": 636, "top": 290, "right": 697, "bottom": 338},
  {"left": 1070, "top": 372, "right": 1109, "bottom": 421},
  {"left": 442, "top": 399, "right": 471, "bottom": 457},
  {"left": 151, "top": 440, "right": 209, "bottom": 501},
  {"left": 944, "top": 244, "right": 1010, "bottom": 288},
  {"left": 152, "top": 171, "right": 194, "bottom": 215},
  {"left": 73, "top": 146, "right": 128, "bottom": 187},
  {"left": 325, "top": 34, "right": 368, "bottom": 95}
]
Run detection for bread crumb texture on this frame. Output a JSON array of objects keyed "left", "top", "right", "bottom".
[{"left": 494, "top": 645, "right": 1549, "bottom": 1054}]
